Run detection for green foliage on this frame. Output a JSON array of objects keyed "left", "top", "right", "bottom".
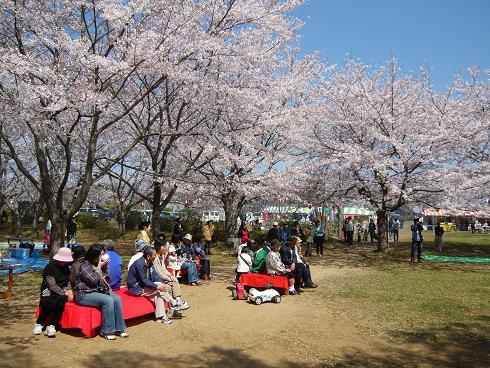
[
  {"left": 77, "top": 213, "right": 98, "bottom": 229},
  {"left": 125, "top": 211, "right": 143, "bottom": 231},
  {"left": 94, "top": 220, "right": 121, "bottom": 240}
]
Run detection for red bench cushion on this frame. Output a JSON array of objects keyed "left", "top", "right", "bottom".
[
  {"left": 36, "top": 287, "right": 161, "bottom": 337},
  {"left": 239, "top": 273, "right": 289, "bottom": 292}
]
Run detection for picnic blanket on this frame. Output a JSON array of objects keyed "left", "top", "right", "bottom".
[
  {"left": 0, "top": 257, "right": 49, "bottom": 275},
  {"left": 422, "top": 255, "right": 490, "bottom": 263}
]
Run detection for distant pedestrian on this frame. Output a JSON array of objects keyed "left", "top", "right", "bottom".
[
  {"left": 313, "top": 220, "right": 325, "bottom": 256},
  {"left": 202, "top": 220, "right": 215, "bottom": 255},
  {"left": 66, "top": 217, "right": 77, "bottom": 248},
  {"left": 434, "top": 222, "right": 444, "bottom": 252},
  {"left": 410, "top": 218, "right": 424, "bottom": 263},
  {"left": 368, "top": 219, "right": 376, "bottom": 244},
  {"left": 173, "top": 217, "right": 184, "bottom": 238},
  {"left": 346, "top": 217, "right": 354, "bottom": 245},
  {"left": 393, "top": 219, "right": 400, "bottom": 242}
]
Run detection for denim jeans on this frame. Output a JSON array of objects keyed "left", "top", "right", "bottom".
[
  {"left": 181, "top": 261, "right": 199, "bottom": 283},
  {"left": 78, "top": 292, "right": 126, "bottom": 334}
]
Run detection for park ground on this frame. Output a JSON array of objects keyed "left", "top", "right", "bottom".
[{"left": 0, "top": 228, "right": 489, "bottom": 368}]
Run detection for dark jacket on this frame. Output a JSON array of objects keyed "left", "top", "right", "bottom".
[
  {"left": 267, "top": 227, "right": 280, "bottom": 242},
  {"left": 279, "top": 244, "right": 297, "bottom": 267},
  {"left": 126, "top": 257, "right": 159, "bottom": 295}
]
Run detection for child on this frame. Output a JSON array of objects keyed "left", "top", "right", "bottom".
[
  {"left": 236, "top": 247, "right": 252, "bottom": 283},
  {"left": 167, "top": 244, "right": 181, "bottom": 278}
]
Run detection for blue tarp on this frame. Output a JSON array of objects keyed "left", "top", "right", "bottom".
[{"left": 0, "top": 257, "right": 48, "bottom": 275}]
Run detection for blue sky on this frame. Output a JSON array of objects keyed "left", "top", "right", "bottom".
[{"left": 293, "top": 0, "right": 490, "bottom": 90}]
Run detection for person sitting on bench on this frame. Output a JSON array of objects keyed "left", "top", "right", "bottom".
[
  {"left": 251, "top": 239, "right": 273, "bottom": 274},
  {"left": 266, "top": 241, "right": 297, "bottom": 295},
  {"left": 280, "top": 236, "right": 318, "bottom": 293},
  {"left": 72, "top": 244, "right": 128, "bottom": 340},
  {"left": 33, "top": 248, "right": 73, "bottom": 337},
  {"left": 127, "top": 247, "right": 184, "bottom": 324}
]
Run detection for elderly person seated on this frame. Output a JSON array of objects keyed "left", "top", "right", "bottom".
[
  {"left": 152, "top": 239, "right": 189, "bottom": 310},
  {"left": 179, "top": 234, "right": 200, "bottom": 286},
  {"left": 72, "top": 244, "right": 128, "bottom": 340},
  {"left": 33, "top": 248, "right": 74, "bottom": 337},
  {"left": 192, "top": 235, "right": 211, "bottom": 280},
  {"left": 266, "top": 240, "right": 297, "bottom": 295},
  {"left": 280, "top": 236, "right": 318, "bottom": 293},
  {"left": 103, "top": 239, "right": 123, "bottom": 291},
  {"left": 126, "top": 247, "right": 184, "bottom": 324},
  {"left": 127, "top": 239, "right": 148, "bottom": 269}
]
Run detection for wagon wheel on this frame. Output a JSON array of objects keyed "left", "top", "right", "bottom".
[{"left": 254, "top": 296, "right": 263, "bottom": 305}]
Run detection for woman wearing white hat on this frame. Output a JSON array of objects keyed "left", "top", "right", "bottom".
[{"left": 33, "top": 247, "right": 74, "bottom": 337}]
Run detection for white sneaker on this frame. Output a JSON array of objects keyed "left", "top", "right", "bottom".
[
  {"left": 176, "top": 301, "right": 189, "bottom": 310},
  {"left": 156, "top": 316, "right": 172, "bottom": 324},
  {"left": 33, "top": 323, "right": 43, "bottom": 335},
  {"left": 45, "top": 325, "right": 56, "bottom": 337}
]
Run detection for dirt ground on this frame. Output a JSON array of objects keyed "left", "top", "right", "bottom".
[{"left": 0, "top": 243, "right": 488, "bottom": 368}]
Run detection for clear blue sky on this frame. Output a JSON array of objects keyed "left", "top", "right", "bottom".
[{"left": 293, "top": 0, "right": 490, "bottom": 89}]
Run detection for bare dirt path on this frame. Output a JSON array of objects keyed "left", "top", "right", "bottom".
[{"left": 0, "top": 244, "right": 488, "bottom": 368}]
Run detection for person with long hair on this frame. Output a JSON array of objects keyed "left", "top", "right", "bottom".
[{"left": 72, "top": 244, "right": 128, "bottom": 340}]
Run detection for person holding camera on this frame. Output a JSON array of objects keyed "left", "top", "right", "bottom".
[{"left": 71, "top": 244, "right": 128, "bottom": 340}]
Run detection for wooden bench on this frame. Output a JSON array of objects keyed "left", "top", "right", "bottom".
[
  {"left": 36, "top": 287, "right": 165, "bottom": 337},
  {"left": 0, "top": 266, "right": 14, "bottom": 299},
  {"left": 239, "top": 273, "right": 289, "bottom": 294}
]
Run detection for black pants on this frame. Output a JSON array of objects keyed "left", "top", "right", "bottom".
[
  {"left": 199, "top": 259, "right": 211, "bottom": 277},
  {"left": 205, "top": 240, "right": 212, "bottom": 255},
  {"left": 411, "top": 241, "right": 422, "bottom": 261},
  {"left": 347, "top": 231, "right": 354, "bottom": 245},
  {"left": 369, "top": 231, "right": 376, "bottom": 244},
  {"left": 393, "top": 230, "right": 399, "bottom": 242},
  {"left": 36, "top": 294, "right": 68, "bottom": 329},
  {"left": 293, "top": 263, "right": 312, "bottom": 289},
  {"left": 314, "top": 236, "right": 324, "bottom": 255}
]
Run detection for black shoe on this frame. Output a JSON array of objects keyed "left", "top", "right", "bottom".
[
  {"left": 170, "top": 309, "right": 183, "bottom": 319},
  {"left": 305, "top": 282, "right": 318, "bottom": 288}
]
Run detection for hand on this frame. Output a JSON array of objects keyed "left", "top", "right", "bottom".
[
  {"left": 170, "top": 276, "right": 177, "bottom": 282},
  {"left": 157, "top": 284, "right": 167, "bottom": 292},
  {"left": 98, "top": 257, "right": 109, "bottom": 269},
  {"left": 290, "top": 263, "right": 296, "bottom": 271},
  {"left": 65, "top": 290, "right": 74, "bottom": 302}
]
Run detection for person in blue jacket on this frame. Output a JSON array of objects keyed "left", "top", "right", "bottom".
[{"left": 103, "top": 239, "right": 123, "bottom": 291}]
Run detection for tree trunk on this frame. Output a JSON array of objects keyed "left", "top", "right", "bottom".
[
  {"left": 14, "top": 211, "right": 21, "bottom": 236},
  {"left": 49, "top": 212, "right": 66, "bottom": 257},
  {"left": 376, "top": 209, "right": 388, "bottom": 251},
  {"left": 221, "top": 192, "right": 247, "bottom": 241},
  {"left": 151, "top": 182, "right": 162, "bottom": 239},
  {"left": 117, "top": 209, "right": 126, "bottom": 233},
  {"left": 32, "top": 197, "right": 43, "bottom": 236}
]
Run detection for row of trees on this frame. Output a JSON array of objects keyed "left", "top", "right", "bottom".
[{"left": 0, "top": 1, "right": 488, "bottom": 254}]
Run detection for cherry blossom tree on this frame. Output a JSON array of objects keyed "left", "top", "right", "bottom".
[{"left": 299, "top": 59, "right": 472, "bottom": 250}]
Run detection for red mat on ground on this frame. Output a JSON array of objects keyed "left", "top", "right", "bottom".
[
  {"left": 239, "top": 273, "right": 289, "bottom": 293},
  {"left": 36, "top": 287, "right": 158, "bottom": 337}
]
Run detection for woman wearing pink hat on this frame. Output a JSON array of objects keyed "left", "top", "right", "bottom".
[{"left": 33, "top": 247, "right": 74, "bottom": 337}]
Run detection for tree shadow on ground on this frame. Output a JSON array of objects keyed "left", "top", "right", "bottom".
[{"left": 0, "top": 346, "right": 42, "bottom": 368}]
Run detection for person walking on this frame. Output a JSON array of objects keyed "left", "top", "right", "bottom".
[
  {"left": 346, "top": 217, "right": 354, "bottom": 246},
  {"left": 410, "top": 218, "right": 424, "bottom": 263},
  {"left": 434, "top": 222, "right": 444, "bottom": 252}
]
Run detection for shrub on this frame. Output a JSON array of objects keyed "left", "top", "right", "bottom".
[
  {"left": 94, "top": 220, "right": 121, "bottom": 240},
  {"left": 77, "top": 213, "right": 98, "bottom": 229},
  {"left": 125, "top": 211, "right": 143, "bottom": 231}
]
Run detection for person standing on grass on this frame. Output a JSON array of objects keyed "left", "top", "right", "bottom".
[
  {"left": 66, "top": 217, "right": 77, "bottom": 247},
  {"left": 313, "top": 220, "right": 325, "bottom": 256},
  {"left": 393, "top": 219, "right": 400, "bottom": 242},
  {"left": 434, "top": 222, "right": 444, "bottom": 252},
  {"left": 202, "top": 220, "right": 215, "bottom": 255},
  {"left": 346, "top": 217, "right": 354, "bottom": 246},
  {"left": 410, "top": 218, "right": 424, "bottom": 263},
  {"left": 136, "top": 221, "right": 151, "bottom": 245},
  {"left": 368, "top": 219, "right": 377, "bottom": 244}
]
